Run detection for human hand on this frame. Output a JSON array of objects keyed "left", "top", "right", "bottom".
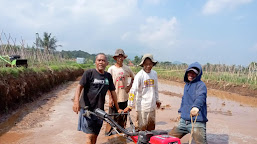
[
  {"left": 190, "top": 107, "right": 199, "bottom": 117},
  {"left": 73, "top": 101, "right": 80, "bottom": 114},
  {"left": 156, "top": 101, "right": 161, "bottom": 109},
  {"left": 117, "top": 109, "right": 123, "bottom": 114},
  {"left": 123, "top": 107, "right": 132, "bottom": 113},
  {"left": 176, "top": 113, "right": 181, "bottom": 122},
  {"left": 125, "top": 86, "right": 130, "bottom": 93}
]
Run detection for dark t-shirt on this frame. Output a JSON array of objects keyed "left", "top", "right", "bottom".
[{"left": 80, "top": 69, "right": 115, "bottom": 111}]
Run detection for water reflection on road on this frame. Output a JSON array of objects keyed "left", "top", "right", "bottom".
[
  {"left": 158, "top": 79, "right": 257, "bottom": 144},
  {"left": 0, "top": 79, "right": 256, "bottom": 144}
]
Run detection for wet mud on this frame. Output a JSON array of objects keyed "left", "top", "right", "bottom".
[{"left": 0, "top": 79, "right": 257, "bottom": 143}]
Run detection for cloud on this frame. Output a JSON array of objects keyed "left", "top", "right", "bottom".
[
  {"left": 137, "top": 16, "right": 178, "bottom": 49},
  {"left": 0, "top": 0, "right": 142, "bottom": 48},
  {"left": 0, "top": 0, "right": 139, "bottom": 29},
  {"left": 68, "top": 0, "right": 138, "bottom": 24},
  {"left": 0, "top": 0, "right": 72, "bottom": 30},
  {"left": 121, "top": 32, "right": 131, "bottom": 40},
  {"left": 144, "top": 0, "right": 161, "bottom": 5},
  {"left": 202, "top": 0, "right": 253, "bottom": 15}
]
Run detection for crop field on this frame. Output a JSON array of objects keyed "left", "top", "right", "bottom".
[{"left": 1, "top": 33, "right": 256, "bottom": 97}]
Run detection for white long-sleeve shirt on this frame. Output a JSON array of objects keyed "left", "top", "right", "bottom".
[{"left": 128, "top": 69, "right": 159, "bottom": 112}]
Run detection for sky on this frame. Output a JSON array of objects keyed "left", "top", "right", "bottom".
[{"left": 0, "top": 0, "right": 256, "bottom": 66}]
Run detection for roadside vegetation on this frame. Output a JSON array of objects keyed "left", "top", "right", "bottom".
[
  {"left": 0, "top": 31, "right": 256, "bottom": 107},
  {"left": 130, "top": 61, "right": 257, "bottom": 93},
  {"left": 0, "top": 32, "right": 94, "bottom": 74},
  {"left": 0, "top": 32, "right": 91, "bottom": 114}
]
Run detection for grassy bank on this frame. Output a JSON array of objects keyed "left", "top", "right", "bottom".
[
  {"left": 130, "top": 66, "right": 257, "bottom": 96},
  {"left": 0, "top": 62, "right": 94, "bottom": 77},
  {"left": 131, "top": 66, "right": 256, "bottom": 89},
  {"left": 0, "top": 62, "right": 94, "bottom": 114}
]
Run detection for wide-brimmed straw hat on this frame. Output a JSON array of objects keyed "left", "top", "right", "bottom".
[
  {"left": 113, "top": 49, "right": 128, "bottom": 59},
  {"left": 139, "top": 54, "right": 157, "bottom": 67}
]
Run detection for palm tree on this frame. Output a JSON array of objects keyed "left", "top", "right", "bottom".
[{"left": 34, "top": 32, "right": 62, "bottom": 53}]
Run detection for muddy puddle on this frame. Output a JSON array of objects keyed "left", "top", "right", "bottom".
[
  {"left": 158, "top": 79, "right": 257, "bottom": 143},
  {"left": 0, "top": 79, "right": 257, "bottom": 144}
]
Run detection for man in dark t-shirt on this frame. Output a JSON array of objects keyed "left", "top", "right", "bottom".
[
  {"left": 73, "top": 53, "right": 122, "bottom": 144},
  {"left": 80, "top": 68, "right": 114, "bottom": 111}
]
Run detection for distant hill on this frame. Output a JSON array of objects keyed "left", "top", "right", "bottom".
[
  {"left": 60, "top": 50, "right": 127, "bottom": 64},
  {"left": 173, "top": 61, "right": 183, "bottom": 65},
  {"left": 61, "top": 50, "right": 96, "bottom": 60}
]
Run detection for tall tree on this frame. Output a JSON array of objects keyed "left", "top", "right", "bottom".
[
  {"left": 34, "top": 32, "right": 62, "bottom": 53},
  {"left": 133, "top": 56, "right": 141, "bottom": 65}
]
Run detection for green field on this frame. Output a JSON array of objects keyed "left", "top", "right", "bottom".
[{"left": 130, "top": 66, "right": 257, "bottom": 90}]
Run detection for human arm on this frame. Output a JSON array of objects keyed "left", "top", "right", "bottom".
[
  {"left": 125, "top": 68, "right": 135, "bottom": 93},
  {"left": 108, "top": 72, "right": 122, "bottom": 113},
  {"left": 72, "top": 84, "right": 83, "bottom": 114},
  {"left": 125, "top": 77, "right": 134, "bottom": 93},
  {"left": 73, "top": 70, "right": 89, "bottom": 114},
  {"left": 154, "top": 76, "right": 161, "bottom": 109},
  {"left": 107, "top": 90, "right": 113, "bottom": 107},
  {"left": 191, "top": 82, "right": 207, "bottom": 116},
  {"left": 123, "top": 91, "right": 135, "bottom": 113},
  {"left": 107, "top": 67, "right": 114, "bottom": 107},
  {"left": 124, "top": 74, "right": 139, "bottom": 113}
]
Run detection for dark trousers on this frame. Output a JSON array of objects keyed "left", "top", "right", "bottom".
[
  {"left": 105, "top": 101, "right": 128, "bottom": 135},
  {"left": 169, "top": 118, "right": 207, "bottom": 144}
]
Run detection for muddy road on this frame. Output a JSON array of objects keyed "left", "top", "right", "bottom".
[{"left": 0, "top": 79, "right": 257, "bottom": 144}]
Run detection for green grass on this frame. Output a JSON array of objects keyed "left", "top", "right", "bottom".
[
  {"left": 3, "top": 63, "right": 255, "bottom": 89},
  {"left": 130, "top": 66, "right": 257, "bottom": 89},
  {"left": 202, "top": 72, "right": 256, "bottom": 89},
  {"left": 0, "top": 67, "right": 25, "bottom": 77},
  {"left": 0, "top": 61, "right": 94, "bottom": 77}
]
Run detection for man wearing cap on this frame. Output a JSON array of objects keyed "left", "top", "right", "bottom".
[
  {"left": 105, "top": 49, "right": 135, "bottom": 135},
  {"left": 124, "top": 54, "right": 161, "bottom": 131},
  {"left": 169, "top": 62, "right": 208, "bottom": 144}
]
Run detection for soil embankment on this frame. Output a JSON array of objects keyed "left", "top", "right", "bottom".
[
  {"left": 158, "top": 76, "right": 257, "bottom": 97},
  {"left": 0, "top": 68, "right": 84, "bottom": 114}
]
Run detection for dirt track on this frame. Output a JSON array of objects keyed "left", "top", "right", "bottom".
[{"left": 0, "top": 79, "right": 257, "bottom": 144}]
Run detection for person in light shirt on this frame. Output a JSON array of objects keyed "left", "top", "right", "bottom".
[
  {"left": 124, "top": 54, "right": 161, "bottom": 131},
  {"left": 105, "top": 49, "right": 134, "bottom": 135}
]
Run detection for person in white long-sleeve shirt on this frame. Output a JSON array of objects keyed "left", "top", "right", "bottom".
[{"left": 124, "top": 54, "right": 161, "bottom": 131}]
